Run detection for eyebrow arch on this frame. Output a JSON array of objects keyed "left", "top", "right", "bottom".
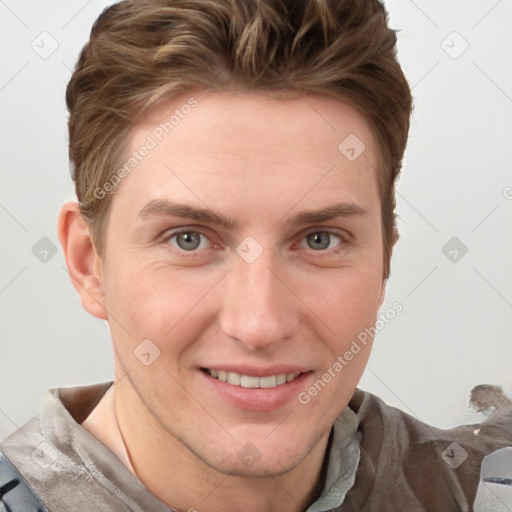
[
  {"left": 287, "top": 202, "right": 368, "bottom": 225},
  {"left": 137, "top": 199, "right": 368, "bottom": 229},
  {"left": 137, "top": 199, "right": 238, "bottom": 229}
]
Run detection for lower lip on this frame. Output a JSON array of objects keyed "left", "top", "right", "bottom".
[{"left": 199, "top": 370, "right": 312, "bottom": 411}]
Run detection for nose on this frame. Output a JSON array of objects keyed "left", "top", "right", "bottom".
[{"left": 218, "top": 248, "right": 300, "bottom": 352}]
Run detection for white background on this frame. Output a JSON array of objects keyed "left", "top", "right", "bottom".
[{"left": 0, "top": 0, "right": 511, "bottom": 439}]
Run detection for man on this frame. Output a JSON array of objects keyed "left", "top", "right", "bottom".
[{"left": 1, "top": 0, "right": 511, "bottom": 511}]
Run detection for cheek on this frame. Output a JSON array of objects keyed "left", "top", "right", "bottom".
[
  {"left": 104, "top": 263, "right": 219, "bottom": 346},
  {"left": 306, "top": 268, "right": 381, "bottom": 335},
  {"left": 104, "top": 271, "right": 194, "bottom": 379}
]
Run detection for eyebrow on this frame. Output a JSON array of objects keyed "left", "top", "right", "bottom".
[
  {"left": 137, "top": 199, "right": 368, "bottom": 229},
  {"left": 137, "top": 200, "right": 238, "bottom": 229}
]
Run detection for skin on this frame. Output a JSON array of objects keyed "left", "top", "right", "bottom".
[{"left": 58, "top": 90, "right": 388, "bottom": 512}]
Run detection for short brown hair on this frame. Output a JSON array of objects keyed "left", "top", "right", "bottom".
[{"left": 66, "top": 0, "right": 412, "bottom": 280}]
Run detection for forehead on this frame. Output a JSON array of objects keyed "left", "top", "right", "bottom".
[
  {"left": 108, "top": 91, "right": 380, "bottom": 226},
  {"left": 136, "top": 90, "right": 377, "bottom": 161}
]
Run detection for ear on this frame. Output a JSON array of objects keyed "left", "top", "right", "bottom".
[{"left": 57, "top": 202, "right": 108, "bottom": 320}]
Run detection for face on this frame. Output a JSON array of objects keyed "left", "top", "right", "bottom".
[{"left": 96, "top": 91, "right": 385, "bottom": 477}]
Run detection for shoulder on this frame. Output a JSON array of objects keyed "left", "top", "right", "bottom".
[
  {"left": 350, "top": 385, "right": 512, "bottom": 449},
  {"left": 342, "top": 386, "right": 512, "bottom": 511},
  {"left": 0, "top": 381, "right": 125, "bottom": 511}
]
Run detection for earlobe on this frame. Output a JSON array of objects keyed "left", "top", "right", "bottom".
[{"left": 57, "top": 202, "right": 108, "bottom": 320}]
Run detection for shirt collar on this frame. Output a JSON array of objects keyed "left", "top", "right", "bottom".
[{"left": 306, "top": 405, "right": 361, "bottom": 512}]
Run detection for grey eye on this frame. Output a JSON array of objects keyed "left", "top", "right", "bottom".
[
  {"left": 174, "top": 232, "right": 203, "bottom": 251},
  {"left": 306, "top": 232, "right": 333, "bottom": 250}
]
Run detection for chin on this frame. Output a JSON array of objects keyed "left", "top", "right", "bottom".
[
  {"left": 209, "top": 450, "right": 307, "bottom": 478},
  {"left": 188, "top": 432, "right": 320, "bottom": 479}
]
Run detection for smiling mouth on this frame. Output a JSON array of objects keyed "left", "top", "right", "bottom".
[{"left": 201, "top": 368, "right": 304, "bottom": 389}]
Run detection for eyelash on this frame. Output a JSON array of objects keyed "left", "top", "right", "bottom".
[{"left": 157, "top": 228, "right": 350, "bottom": 257}]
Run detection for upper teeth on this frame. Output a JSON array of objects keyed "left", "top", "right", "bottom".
[{"left": 208, "top": 369, "right": 299, "bottom": 388}]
